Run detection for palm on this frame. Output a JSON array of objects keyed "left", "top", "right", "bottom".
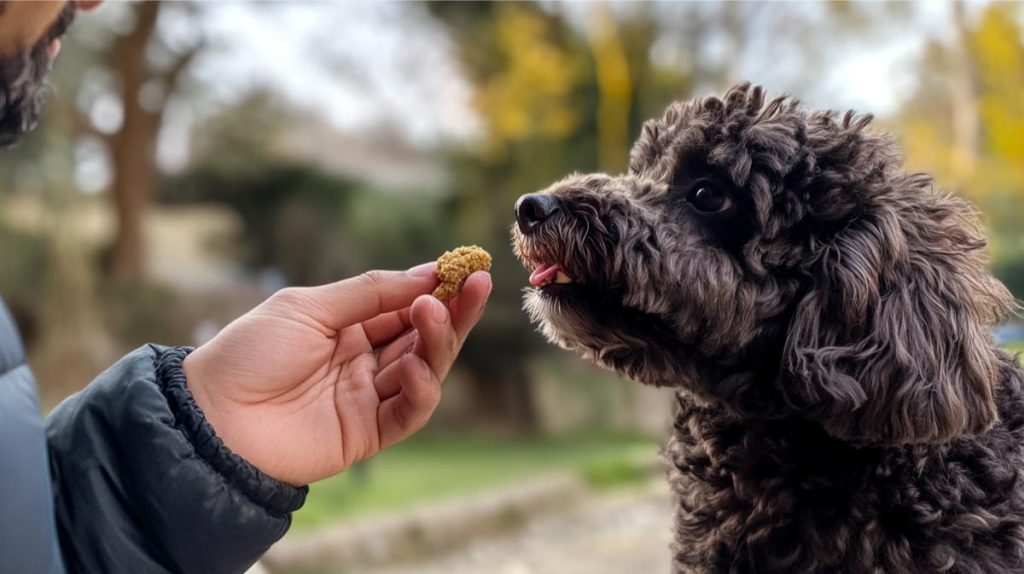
[{"left": 184, "top": 269, "right": 489, "bottom": 486}]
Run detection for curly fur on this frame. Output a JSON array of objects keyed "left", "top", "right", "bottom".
[{"left": 512, "top": 84, "right": 1024, "bottom": 573}]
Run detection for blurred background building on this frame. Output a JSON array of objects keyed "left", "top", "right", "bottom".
[{"left": 1, "top": 2, "right": 1022, "bottom": 572}]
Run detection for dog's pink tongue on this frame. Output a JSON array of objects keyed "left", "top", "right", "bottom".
[{"left": 529, "top": 264, "right": 560, "bottom": 286}]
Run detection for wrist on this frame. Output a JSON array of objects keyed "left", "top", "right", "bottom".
[
  {"left": 181, "top": 349, "right": 219, "bottom": 430},
  {"left": 178, "top": 348, "right": 303, "bottom": 486},
  {"left": 156, "top": 347, "right": 309, "bottom": 510},
  {"left": 181, "top": 348, "right": 248, "bottom": 473}
]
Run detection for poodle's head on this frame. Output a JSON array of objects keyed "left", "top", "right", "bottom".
[{"left": 511, "top": 84, "right": 1016, "bottom": 445}]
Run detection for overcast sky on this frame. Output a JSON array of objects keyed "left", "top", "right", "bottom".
[
  {"left": 71, "top": 0, "right": 990, "bottom": 162},
  {"left": 186, "top": 1, "right": 969, "bottom": 141},
  {"left": 189, "top": 1, "right": 477, "bottom": 145}
]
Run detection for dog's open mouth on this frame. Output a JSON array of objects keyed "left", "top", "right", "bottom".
[{"left": 529, "top": 263, "right": 574, "bottom": 287}]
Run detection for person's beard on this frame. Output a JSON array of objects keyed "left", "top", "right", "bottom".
[{"left": 0, "top": 2, "right": 76, "bottom": 149}]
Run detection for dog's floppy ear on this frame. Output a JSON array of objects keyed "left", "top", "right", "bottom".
[{"left": 781, "top": 168, "right": 1015, "bottom": 445}]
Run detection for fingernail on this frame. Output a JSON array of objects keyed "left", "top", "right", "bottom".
[
  {"left": 479, "top": 274, "right": 492, "bottom": 313},
  {"left": 407, "top": 262, "right": 436, "bottom": 277},
  {"left": 431, "top": 298, "right": 448, "bottom": 324}
]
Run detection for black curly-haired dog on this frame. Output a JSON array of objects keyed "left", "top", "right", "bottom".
[{"left": 511, "top": 84, "right": 1024, "bottom": 573}]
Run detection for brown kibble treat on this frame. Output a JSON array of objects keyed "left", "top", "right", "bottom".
[{"left": 433, "top": 245, "right": 492, "bottom": 301}]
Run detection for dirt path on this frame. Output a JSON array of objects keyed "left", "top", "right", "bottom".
[{"left": 362, "top": 482, "right": 674, "bottom": 574}]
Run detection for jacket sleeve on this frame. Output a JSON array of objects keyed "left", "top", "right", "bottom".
[{"left": 46, "top": 345, "right": 307, "bottom": 574}]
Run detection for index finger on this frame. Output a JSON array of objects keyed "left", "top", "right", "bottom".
[
  {"left": 362, "top": 307, "right": 413, "bottom": 348},
  {"left": 303, "top": 263, "right": 438, "bottom": 329}
]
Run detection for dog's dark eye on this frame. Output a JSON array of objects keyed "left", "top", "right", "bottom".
[{"left": 687, "top": 185, "right": 732, "bottom": 214}]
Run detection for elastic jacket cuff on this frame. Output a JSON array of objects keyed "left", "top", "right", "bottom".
[{"left": 155, "top": 346, "right": 307, "bottom": 517}]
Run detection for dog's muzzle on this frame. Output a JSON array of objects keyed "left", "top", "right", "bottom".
[{"left": 514, "top": 193, "right": 561, "bottom": 235}]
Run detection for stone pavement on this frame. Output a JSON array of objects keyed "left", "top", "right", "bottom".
[{"left": 361, "top": 481, "right": 674, "bottom": 574}]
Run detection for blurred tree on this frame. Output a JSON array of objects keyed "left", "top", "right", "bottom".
[
  {"left": 971, "top": 4, "right": 1024, "bottom": 200},
  {"left": 472, "top": 4, "right": 587, "bottom": 160},
  {"left": 0, "top": 14, "right": 123, "bottom": 403},
  {"left": 171, "top": 163, "right": 359, "bottom": 287},
  {"left": 0, "top": 220, "right": 47, "bottom": 347},
  {"left": 948, "top": 1, "right": 980, "bottom": 191},
  {"left": 898, "top": 4, "right": 1024, "bottom": 223},
  {"left": 429, "top": 2, "right": 695, "bottom": 431},
  {"left": 106, "top": 1, "right": 161, "bottom": 282},
  {"left": 430, "top": 2, "right": 589, "bottom": 430},
  {"left": 78, "top": 1, "right": 204, "bottom": 282},
  {"left": 167, "top": 92, "right": 448, "bottom": 287},
  {"left": 429, "top": 1, "right": 919, "bottom": 429},
  {"left": 896, "top": 3, "right": 1024, "bottom": 297},
  {"left": 586, "top": 3, "right": 632, "bottom": 174},
  {"left": 165, "top": 94, "right": 353, "bottom": 286}
]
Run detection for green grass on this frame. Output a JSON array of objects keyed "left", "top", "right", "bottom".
[
  {"left": 1006, "top": 341, "right": 1024, "bottom": 354},
  {"left": 292, "top": 432, "right": 657, "bottom": 530},
  {"left": 293, "top": 340, "right": 1024, "bottom": 531}
]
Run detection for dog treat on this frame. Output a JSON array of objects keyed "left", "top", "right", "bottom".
[{"left": 433, "top": 245, "right": 492, "bottom": 301}]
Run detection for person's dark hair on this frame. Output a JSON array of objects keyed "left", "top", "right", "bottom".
[{"left": 0, "top": 1, "right": 75, "bottom": 148}]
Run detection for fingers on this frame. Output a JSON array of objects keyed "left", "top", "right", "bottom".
[
  {"left": 376, "top": 354, "right": 442, "bottom": 448},
  {"left": 375, "top": 271, "right": 492, "bottom": 398},
  {"left": 410, "top": 295, "right": 458, "bottom": 380},
  {"left": 373, "top": 272, "right": 491, "bottom": 449},
  {"left": 448, "top": 271, "right": 492, "bottom": 344},
  {"left": 362, "top": 307, "right": 413, "bottom": 347},
  {"left": 406, "top": 271, "right": 492, "bottom": 383},
  {"left": 375, "top": 330, "right": 417, "bottom": 378},
  {"left": 283, "top": 263, "right": 438, "bottom": 330}
]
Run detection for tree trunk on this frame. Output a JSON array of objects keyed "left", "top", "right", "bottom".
[
  {"left": 948, "top": 1, "right": 980, "bottom": 195},
  {"left": 586, "top": 4, "right": 632, "bottom": 173},
  {"left": 464, "top": 362, "right": 539, "bottom": 432},
  {"left": 108, "top": 1, "right": 161, "bottom": 282}
]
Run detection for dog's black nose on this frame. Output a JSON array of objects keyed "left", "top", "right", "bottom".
[{"left": 514, "top": 193, "right": 560, "bottom": 234}]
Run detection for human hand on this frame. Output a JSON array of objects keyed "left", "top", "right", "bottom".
[{"left": 182, "top": 263, "right": 491, "bottom": 486}]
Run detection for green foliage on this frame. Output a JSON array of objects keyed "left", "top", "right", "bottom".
[
  {"left": 98, "top": 281, "right": 190, "bottom": 349},
  {"left": 344, "top": 190, "right": 451, "bottom": 271},
  {"left": 430, "top": 2, "right": 691, "bottom": 381},
  {"left": 972, "top": 5, "right": 1024, "bottom": 166},
  {"left": 993, "top": 258, "right": 1024, "bottom": 302},
  {"left": 292, "top": 432, "right": 656, "bottom": 530},
  {"left": 189, "top": 92, "right": 293, "bottom": 181},
  {"left": 0, "top": 220, "right": 48, "bottom": 308},
  {"left": 582, "top": 456, "right": 652, "bottom": 490},
  {"left": 167, "top": 160, "right": 453, "bottom": 287},
  {"left": 167, "top": 88, "right": 451, "bottom": 286},
  {"left": 991, "top": 233, "right": 1024, "bottom": 300},
  {"left": 167, "top": 163, "right": 360, "bottom": 285},
  {"left": 898, "top": 3, "right": 1024, "bottom": 232},
  {"left": 0, "top": 219, "right": 48, "bottom": 345}
]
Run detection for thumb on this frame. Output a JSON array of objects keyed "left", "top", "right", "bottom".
[{"left": 297, "top": 263, "right": 438, "bottom": 329}]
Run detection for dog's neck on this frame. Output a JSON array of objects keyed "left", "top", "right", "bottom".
[
  {"left": 672, "top": 348, "right": 1024, "bottom": 464},
  {"left": 687, "top": 346, "right": 794, "bottom": 422}
]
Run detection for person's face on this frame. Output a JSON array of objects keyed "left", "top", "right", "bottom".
[{"left": 0, "top": 1, "right": 100, "bottom": 148}]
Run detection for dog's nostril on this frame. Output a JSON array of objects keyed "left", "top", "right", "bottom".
[{"left": 514, "top": 193, "right": 561, "bottom": 234}]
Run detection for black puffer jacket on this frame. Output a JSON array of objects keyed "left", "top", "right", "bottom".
[{"left": 0, "top": 299, "right": 307, "bottom": 573}]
